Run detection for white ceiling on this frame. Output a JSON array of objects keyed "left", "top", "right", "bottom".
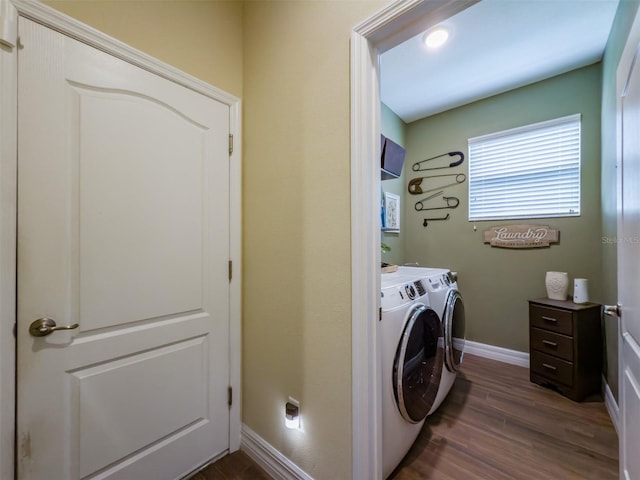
[{"left": 380, "top": 0, "right": 620, "bottom": 123}]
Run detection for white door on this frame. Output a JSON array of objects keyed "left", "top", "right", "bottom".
[
  {"left": 618, "top": 23, "right": 640, "bottom": 480},
  {"left": 16, "top": 18, "right": 230, "bottom": 480}
]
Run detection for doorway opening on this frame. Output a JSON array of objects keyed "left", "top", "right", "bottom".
[
  {"left": 350, "top": 2, "right": 476, "bottom": 479},
  {"left": 352, "top": 1, "right": 623, "bottom": 479}
]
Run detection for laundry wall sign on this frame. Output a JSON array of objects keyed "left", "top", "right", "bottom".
[{"left": 483, "top": 224, "right": 559, "bottom": 249}]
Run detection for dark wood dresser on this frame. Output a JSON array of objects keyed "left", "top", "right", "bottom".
[{"left": 528, "top": 298, "right": 603, "bottom": 401}]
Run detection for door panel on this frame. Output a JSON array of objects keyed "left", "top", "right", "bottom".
[
  {"left": 77, "top": 88, "right": 205, "bottom": 330},
  {"left": 622, "top": 339, "right": 640, "bottom": 479},
  {"left": 17, "top": 18, "right": 230, "bottom": 480},
  {"left": 620, "top": 33, "right": 640, "bottom": 480},
  {"left": 74, "top": 336, "right": 208, "bottom": 477}
]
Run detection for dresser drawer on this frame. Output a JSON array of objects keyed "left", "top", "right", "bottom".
[
  {"left": 530, "top": 304, "right": 573, "bottom": 335},
  {"left": 530, "top": 327, "right": 573, "bottom": 361},
  {"left": 531, "top": 351, "right": 573, "bottom": 386}
]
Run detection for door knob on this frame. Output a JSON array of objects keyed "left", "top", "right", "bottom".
[
  {"left": 603, "top": 304, "right": 621, "bottom": 317},
  {"left": 29, "top": 318, "right": 79, "bottom": 337}
]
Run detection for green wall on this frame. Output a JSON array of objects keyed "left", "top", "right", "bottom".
[
  {"left": 381, "top": 103, "right": 407, "bottom": 265},
  {"left": 403, "top": 64, "right": 603, "bottom": 353},
  {"left": 600, "top": 0, "right": 640, "bottom": 401}
]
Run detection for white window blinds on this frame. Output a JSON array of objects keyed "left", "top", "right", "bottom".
[{"left": 468, "top": 114, "right": 581, "bottom": 221}]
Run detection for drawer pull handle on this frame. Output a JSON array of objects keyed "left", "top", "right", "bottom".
[
  {"left": 541, "top": 316, "right": 557, "bottom": 323},
  {"left": 542, "top": 363, "right": 557, "bottom": 371},
  {"left": 542, "top": 340, "right": 558, "bottom": 348}
]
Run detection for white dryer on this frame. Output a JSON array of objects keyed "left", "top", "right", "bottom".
[
  {"left": 380, "top": 268, "right": 446, "bottom": 479},
  {"left": 414, "top": 267, "right": 466, "bottom": 415}
]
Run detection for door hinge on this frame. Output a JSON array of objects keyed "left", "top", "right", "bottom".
[
  {"left": 228, "top": 260, "right": 233, "bottom": 281},
  {"left": 229, "top": 134, "right": 234, "bottom": 155},
  {"left": 228, "top": 386, "right": 233, "bottom": 407}
]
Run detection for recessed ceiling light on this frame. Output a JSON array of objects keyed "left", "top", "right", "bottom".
[{"left": 424, "top": 27, "right": 449, "bottom": 49}]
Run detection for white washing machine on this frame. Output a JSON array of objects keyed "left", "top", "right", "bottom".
[{"left": 380, "top": 267, "right": 446, "bottom": 479}]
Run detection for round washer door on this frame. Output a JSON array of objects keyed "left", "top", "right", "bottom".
[
  {"left": 444, "top": 290, "right": 465, "bottom": 372},
  {"left": 393, "top": 305, "right": 444, "bottom": 423}
]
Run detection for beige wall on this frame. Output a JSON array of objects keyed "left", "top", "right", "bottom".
[
  {"left": 43, "top": 0, "right": 243, "bottom": 98},
  {"left": 403, "top": 64, "right": 603, "bottom": 353},
  {"left": 242, "top": 2, "right": 385, "bottom": 478}
]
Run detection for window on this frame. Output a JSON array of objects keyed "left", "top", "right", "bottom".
[{"left": 468, "top": 114, "right": 581, "bottom": 221}]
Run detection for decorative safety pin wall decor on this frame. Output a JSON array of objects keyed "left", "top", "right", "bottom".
[
  {"left": 412, "top": 151, "right": 465, "bottom": 172},
  {"left": 408, "top": 173, "right": 466, "bottom": 195},
  {"left": 414, "top": 190, "right": 460, "bottom": 212},
  {"left": 423, "top": 214, "right": 450, "bottom": 227}
]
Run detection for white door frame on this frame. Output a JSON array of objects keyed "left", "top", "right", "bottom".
[
  {"left": 350, "top": 1, "right": 478, "bottom": 479},
  {"left": 0, "top": 1, "right": 242, "bottom": 478}
]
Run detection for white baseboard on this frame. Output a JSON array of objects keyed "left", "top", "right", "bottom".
[
  {"left": 464, "top": 340, "right": 530, "bottom": 367},
  {"left": 602, "top": 375, "right": 620, "bottom": 435},
  {"left": 240, "top": 424, "right": 314, "bottom": 480}
]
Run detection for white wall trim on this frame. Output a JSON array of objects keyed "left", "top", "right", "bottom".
[
  {"left": 350, "top": 2, "right": 479, "bottom": 479},
  {"left": 464, "top": 340, "right": 530, "bottom": 367},
  {"left": 0, "top": 2, "right": 18, "bottom": 479},
  {"left": 350, "top": 25, "right": 382, "bottom": 480},
  {"left": 2, "top": 0, "right": 243, "bottom": 473},
  {"left": 240, "top": 424, "right": 314, "bottom": 480},
  {"left": 603, "top": 375, "right": 620, "bottom": 435},
  {"left": 228, "top": 98, "right": 243, "bottom": 453}
]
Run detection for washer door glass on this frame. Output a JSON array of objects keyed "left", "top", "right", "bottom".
[
  {"left": 393, "top": 305, "right": 444, "bottom": 423},
  {"left": 444, "top": 290, "right": 465, "bottom": 372}
]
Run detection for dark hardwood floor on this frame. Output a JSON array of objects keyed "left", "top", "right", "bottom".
[
  {"left": 193, "top": 354, "right": 618, "bottom": 479},
  {"left": 389, "top": 354, "right": 618, "bottom": 480},
  {"left": 189, "top": 450, "right": 270, "bottom": 480}
]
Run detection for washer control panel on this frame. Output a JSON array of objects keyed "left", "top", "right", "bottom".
[
  {"left": 405, "top": 283, "right": 416, "bottom": 300},
  {"left": 381, "top": 280, "right": 426, "bottom": 310}
]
